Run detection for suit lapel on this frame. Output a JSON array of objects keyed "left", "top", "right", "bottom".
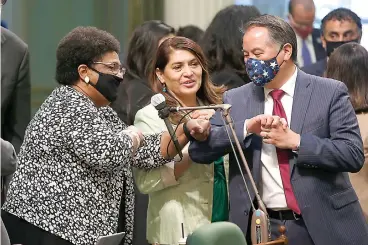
[
  {"left": 251, "top": 85, "right": 265, "bottom": 117},
  {"left": 290, "top": 70, "right": 313, "bottom": 175},
  {"left": 250, "top": 85, "right": 265, "bottom": 184}
]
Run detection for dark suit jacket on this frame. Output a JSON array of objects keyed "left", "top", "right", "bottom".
[
  {"left": 1, "top": 27, "right": 30, "bottom": 153},
  {"left": 189, "top": 69, "right": 368, "bottom": 244},
  {"left": 1, "top": 138, "right": 18, "bottom": 204},
  {"left": 311, "top": 28, "right": 326, "bottom": 62},
  {"left": 302, "top": 58, "right": 327, "bottom": 77}
]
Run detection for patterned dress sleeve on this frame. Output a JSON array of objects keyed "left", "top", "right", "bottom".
[{"left": 67, "top": 102, "right": 169, "bottom": 171}]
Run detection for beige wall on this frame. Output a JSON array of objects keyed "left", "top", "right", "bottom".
[{"left": 164, "top": 0, "right": 235, "bottom": 30}]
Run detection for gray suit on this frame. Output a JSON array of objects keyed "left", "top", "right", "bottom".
[
  {"left": 1, "top": 27, "right": 31, "bottom": 153},
  {"left": 1, "top": 138, "right": 18, "bottom": 203},
  {"left": 189, "top": 70, "right": 368, "bottom": 244}
]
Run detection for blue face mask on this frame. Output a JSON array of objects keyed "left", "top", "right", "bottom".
[{"left": 245, "top": 48, "right": 284, "bottom": 87}]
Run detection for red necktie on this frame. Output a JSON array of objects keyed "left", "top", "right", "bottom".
[{"left": 269, "top": 89, "right": 301, "bottom": 214}]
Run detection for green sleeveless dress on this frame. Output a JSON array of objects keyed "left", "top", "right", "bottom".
[{"left": 211, "top": 156, "right": 229, "bottom": 222}]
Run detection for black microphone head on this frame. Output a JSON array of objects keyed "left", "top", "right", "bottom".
[{"left": 151, "top": 94, "right": 166, "bottom": 110}]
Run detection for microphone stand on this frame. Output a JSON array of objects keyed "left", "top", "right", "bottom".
[
  {"left": 175, "top": 105, "right": 287, "bottom": 245},
  {"left": 220, "top": 108, "right": 287, "bottom": 245}
]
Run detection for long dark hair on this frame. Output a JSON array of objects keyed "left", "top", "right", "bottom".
[
  {"left": 150, "top": 37, "right": 226, "bottom": 122},
  {"left": 200, "top": 5, "right": 261, "bottom": 76},
  {"left": 326, "top": 42, "right": 368, "bottom": 113},
  {"left": 125, "top": 20, "right": 175, "bottom": 80}
]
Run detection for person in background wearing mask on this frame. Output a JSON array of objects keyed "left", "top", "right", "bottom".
[
  {"left": 1, "top": 26, "right": 210, "bottom": 245},
  {"left": 188, "top": 15, "right": 368, "bottom": 245},
  {"left": 302, "top": 8, "right": 362, "bottom": 77},
  {"left": 288, "top": 0, "right": 325, "bottom": 68}
]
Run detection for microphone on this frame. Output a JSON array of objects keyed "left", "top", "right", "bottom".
[{"left": 151, "top": 94, "right": 183, "bottom": 160}]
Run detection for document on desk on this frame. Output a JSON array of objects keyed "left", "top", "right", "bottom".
[{"left": 95, "top": 232, "right": 125, "bottom": 245}]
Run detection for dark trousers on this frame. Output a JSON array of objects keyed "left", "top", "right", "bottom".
[
  {"left": 269, "top": 217, "right": 314, "bottom": 245},
  {"left": 1, "top": 211, "right": 74, "bottom": 245},
  {"left": 245, "top": 209, "right": 314, "bottom": 245}
]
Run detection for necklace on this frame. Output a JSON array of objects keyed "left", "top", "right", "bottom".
[{"left": 71, "top": 84, "right": 93, "bottom": 100}]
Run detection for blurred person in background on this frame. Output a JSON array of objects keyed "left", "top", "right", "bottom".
[
  {"left": 1, "top": 0, "right": 31, "bottom": 204},
  {"left": 302, "top": 8, "right": 362, "bottom": 77},
  {"left": 287, "top": 0, "right": 325, "bottom": 68},
  {"left": 176, "top": 25, "right": 204, "bottom": 43},
  {"left": 1, "top": 26, "right": 210, "bottom": 245},
  {"left": 134, "top": 37, "right": 228, "bottom": 245},
  {"left": 111, "top": 20, "right": 175, "bottom": 125},
  {"left": 110, "top": 20, "right": 175, "bottom": 245},
  {"left": 326, "top": 42, "right": 368, "bottom": 221},
  {"left": 200, "top": 5, "right": 261, "bottom": 90}
]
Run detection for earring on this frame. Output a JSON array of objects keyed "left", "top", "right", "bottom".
[
  {"left": 162, "top": 84, "right": 167, "bottom": 92},
  {"left": 84, "top": 76, "right": 90, "bottom": 84}
]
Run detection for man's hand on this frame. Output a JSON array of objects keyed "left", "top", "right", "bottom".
[
  {"left": 246, "top": 114, "right": 288, "bottom": 135},
  {"left": 191, "top": 109, "right": 215, "bottom": 120},
  {"left": 185, "top": 119, "right": 211, "bottom": 141},
  {"left": 260, "top": 124, "right": 300, "bottom": 150}
]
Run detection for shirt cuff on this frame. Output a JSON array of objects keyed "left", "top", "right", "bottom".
[{"left": 243, "top": 119, "right": 253, "bottom": 139}]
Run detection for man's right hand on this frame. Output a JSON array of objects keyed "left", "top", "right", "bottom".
[{"left": 246, "top": 114, "right": 288, "bottom": 135}]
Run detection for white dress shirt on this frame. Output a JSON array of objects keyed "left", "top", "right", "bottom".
[
  {"left": 296, "top": 33, "right": 317, "bottom": 67},
  {"left": 244, "top": 68, "right": 298, "bottom": 209}
]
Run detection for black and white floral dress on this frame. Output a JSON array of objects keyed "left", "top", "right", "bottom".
[{"left": 2, "top": 86, "right": 169, "bottom": 245}]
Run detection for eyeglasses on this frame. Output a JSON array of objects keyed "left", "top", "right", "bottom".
[{"left": 93, "top": 61, "right": 126, "bottom": 77}]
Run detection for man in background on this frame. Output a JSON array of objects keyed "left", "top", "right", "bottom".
[
  {"left": 1, "top": 26, "right": 30, "bottom": 153},
  {"left": 1, "top": 1, "right": 31, "bottom": 203},
  {"left": 303, "top": 8, "right": 362, "bottom": 77},
  {"left": 288, "top": 0, "right": 325, "bottom": 68}
]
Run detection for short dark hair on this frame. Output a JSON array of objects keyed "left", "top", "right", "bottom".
[
  {"left": 200, "top": 5, "right": 261, "bottom": 75},
  {"left": 55, "top": 26, "right": 120, "bottom": 85},
  {"left": 243, "top": 14, "right": 298, "bottom": 62},
  {"left": 125, "top": 20, "right": 175, "bottom": 80},
  {"left": 176, "top": 25, "right": 204, "bottom": 43},
  {"left": 321, "top": 8, "right": 362, "bottom": 36},
  {"left": 326, "top": 43, "right": 368, "bottom": 112}
]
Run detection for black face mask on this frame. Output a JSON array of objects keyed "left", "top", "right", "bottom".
[
  {"left": 326, "top": 39, "right": 359, "bottom": 57},
  {"left": 88, "top": 67, "right": 123, "bottom": 102}
]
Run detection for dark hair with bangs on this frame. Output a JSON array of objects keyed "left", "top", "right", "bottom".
[{"left": 150, "top": 37, "right": 226, "bottom": 123}]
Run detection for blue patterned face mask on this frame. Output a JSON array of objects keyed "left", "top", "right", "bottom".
[{"left": 245, "top": 48, "right": 283, "bottom": 87}]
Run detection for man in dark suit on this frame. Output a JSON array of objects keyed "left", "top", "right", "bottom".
[
  {"left": 189, "top": 15, "right": 368, "bottom": 245},
  {"left": 1, "top": 27, "right": 30, "bottom": 153},
  {"left": 302, "top": 8, "right": 362, "bottom": 77},
  {"left": 288, "top": 0, "right": 325, "bottom": 68}
]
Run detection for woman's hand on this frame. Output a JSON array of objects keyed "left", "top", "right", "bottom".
[
  {"left": 191, "top": 109, "right": 215, "bottom": 120},
  {"left": 123, "top": 126, "right": 144, "bottom": 153}
]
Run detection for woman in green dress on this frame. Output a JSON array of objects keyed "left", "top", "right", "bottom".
[{"left": 133, "top": 37, "right": 229, "bottom": 245}]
